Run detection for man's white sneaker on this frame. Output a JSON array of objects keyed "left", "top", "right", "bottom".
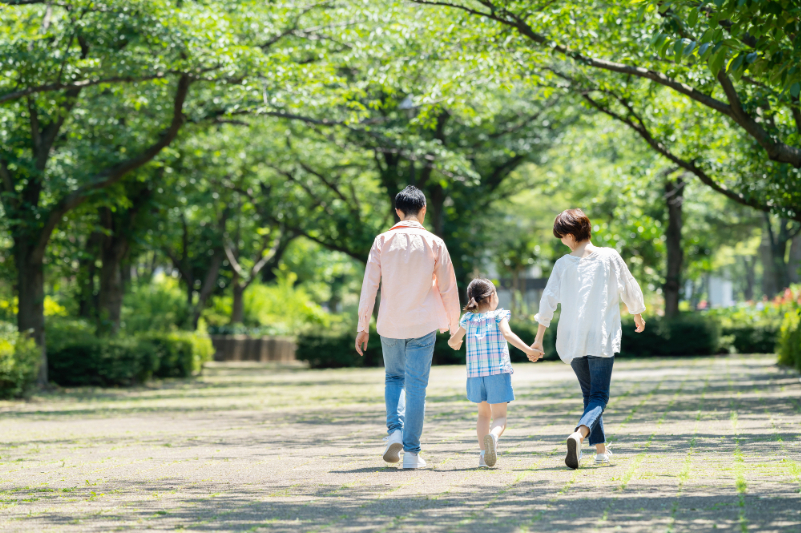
[
  {"left": 595, "top": 445, "right": 613, "bottom": 465},
  {"left": 483, "top": 433, "right": 498, "bottom": 467},
  {"left": 478, "top": 451, "right": 488, "bottom": 468},
  {"left": 565, "top": 433, "right": 582, "bottom": 469},
  {"left": 382, "top": 430, "right": 403, "bottom": 463},
  {"left": 402, "top": 451, "right": 427, "bottom": 469}
]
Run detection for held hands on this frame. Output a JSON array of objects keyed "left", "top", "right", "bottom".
[
  {"left": 448, "top": 336, "right": 463, "bottom": 350},
  {"left": 633, "top": 314, "right": 646, "bottom": 333},
  {"left": 526, "top": 340, "right": 545, "bottom": 362}
]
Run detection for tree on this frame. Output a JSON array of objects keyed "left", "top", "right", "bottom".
[{"left": 408, "top": 0, "right": 801, "bottom": 222}]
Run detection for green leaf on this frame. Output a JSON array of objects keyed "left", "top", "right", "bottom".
[
  {"left": 698, "top": 42, "right": 713, "bottom": 59},
  {"left": 790, "top": 83, "right": 801, "bottom": 98},
  {"left": 683, "top": 41, "right": 697, "bottom": 57},
  {"left": 709, "top": 47, "right": 727, "bottom": 76},
  {"left": 688, "top": 8, "right": 699, "bottom": 27},
  {"left": 727, "top": 53, "right": 745, "bottom": 74}
]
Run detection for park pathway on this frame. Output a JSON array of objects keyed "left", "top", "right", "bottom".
[{"left": 1, "top": 355, "right": 800, "bottom": 532}]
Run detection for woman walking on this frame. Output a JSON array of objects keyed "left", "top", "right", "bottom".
[{"left": 530, "top": 209, "right": 646, "bottom": 469}]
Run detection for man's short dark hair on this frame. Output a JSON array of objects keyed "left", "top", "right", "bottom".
[
  {"left": 395, "top": 185, "right": 426, "bottom": 216},
  {"left": 553, "top": 208, "right": 592, "bottom": 241}
]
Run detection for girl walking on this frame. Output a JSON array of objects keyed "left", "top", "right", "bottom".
[
  {"left": 531, "top": 209, "right": 646, "bottom": 469},
  {"left": 449, "top": 279, "right": 543, "bottom": 467}
]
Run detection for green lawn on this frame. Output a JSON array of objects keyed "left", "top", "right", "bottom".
[{"left": 1, "top": 355, "right": 800, "bottom": 532}]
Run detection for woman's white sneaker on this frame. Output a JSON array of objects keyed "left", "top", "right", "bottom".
[
  {"left": 402, "top": 452, "right": 427, "bottom": 469},
  {"left": 382, "top": 430, "right": 403, "bottom": 463},
  {"left": 565, "top": 433, "right": 582, "bottom": 469},
  {"left": 595, "top": 445, "right": 613, "bottom": 465}
]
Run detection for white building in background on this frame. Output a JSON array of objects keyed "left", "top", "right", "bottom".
[
  {"left": 485, "top": 264, "right": 547, "bottom": 317},
  {"left": 708, "top": 275, "right": 734, "bottom": 308}
]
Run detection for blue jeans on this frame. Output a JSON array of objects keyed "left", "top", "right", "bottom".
[
  {"left": 381, "top": 331, "right": 436, "bottom": 454},
  {"left": 570, "top": 355, "right": 614, "bottom": 446}
]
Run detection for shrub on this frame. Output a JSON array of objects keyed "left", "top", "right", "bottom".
[
  {"left": 48, "top": 336, "right": 159, "bottom": 387},
  {"left": 721, "top": 325, "right": 778, "bottom": 354},
  {"left": 296, "top": 328, "right": 383, "bottom": 369},
  {"left": 619, "top": 315, "right": 719, "bottom": 357},
  {"left": 143, "top": 331, "right": 214, "bottom": 378},
  {"left": 0, "top": 323, "right": 41, "bottom": 399},
  {"left": 777, "top": 309, "right": 801, "bottom": 371},
  {"left": 121, "top": 276, "right": 191, "bottom": 333}
]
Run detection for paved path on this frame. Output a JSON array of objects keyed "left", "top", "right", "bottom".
[{"left": 1, "top": 355, "right": 800, "bottom": 532}]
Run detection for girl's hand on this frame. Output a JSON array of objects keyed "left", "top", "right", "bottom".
[
  {"left": 633, "top": 314, "right": 646, "bottom": 333},
  {"left": 448, "top": 336, "right": 462, "bottom": 350},
  {"left": 527, "top": 341, "right": 545, "bottom": 362}
]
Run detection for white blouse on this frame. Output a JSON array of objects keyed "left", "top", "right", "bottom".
[{"left": 536, "top": 247, "right": 646, "bottom": 363}]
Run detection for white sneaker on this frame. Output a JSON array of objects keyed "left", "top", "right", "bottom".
[
  {"left": 478, "top": 451, "right": 488, "bottom": 468},
  {"left": 565, "top": 433, "right": 582, "bottom": 469},
  {"left": 402, "top": 451, "right": 427, "bottom": 469},
  {"left": 382, "top": 430, "right": 403, "bottom": 463},
  {"left": 483, "top": 433, "right": 498, "bottom": 467},
  {"left": 595, "top": 444, "right": 613, "bottom": 465}
]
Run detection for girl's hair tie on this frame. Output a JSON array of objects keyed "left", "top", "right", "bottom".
[{"left": 463, "top": 278, "right": 496, "bottom": 312}]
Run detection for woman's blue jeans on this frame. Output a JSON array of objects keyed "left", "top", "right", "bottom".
[
  {"left": 570, "top": 355, "right": 614, "bottom": 446},
  {"left": 380, "top": 331, "right": 436, "bottom": 454}
]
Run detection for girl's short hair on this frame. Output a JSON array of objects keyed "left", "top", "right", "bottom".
[
  {"left": 553, "top": 208, "right": 592, "bottom": 241},
  {"left": 464, "top": 278, "right": 496, "bottom": 312}
]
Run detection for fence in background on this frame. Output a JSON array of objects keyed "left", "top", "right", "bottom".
[{"left": 210, "top": 336, "right": 297, "bottom": 362}]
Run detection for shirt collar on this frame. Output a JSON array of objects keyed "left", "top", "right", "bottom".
[{"left": 390, "top": 220, "right": 424, "bottom": 230}]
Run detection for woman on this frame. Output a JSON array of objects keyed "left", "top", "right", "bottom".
[{"left": 531, "top": 209, "right": 646, "bottom": 469}]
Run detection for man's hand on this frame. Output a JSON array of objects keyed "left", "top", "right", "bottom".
[
  {"left": 447, "top": 336, "right": 462, "bottom": 350},
  {"left": 355, "top": 331, "right": 369, "bottom": 356},
  {"left": 633, "top": 314, "right": 646, "bottom": 333},
  {"left": 528, "top": 340, "right": 545, "bottom": 362}
]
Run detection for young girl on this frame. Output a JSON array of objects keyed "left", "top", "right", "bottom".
[{"left": 448, "top": 279, "right": 543, "bottom": 467}]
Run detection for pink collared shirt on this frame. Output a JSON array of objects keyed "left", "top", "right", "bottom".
[{"left": 357, "top": 221, "right": 461, "bottom": 339}]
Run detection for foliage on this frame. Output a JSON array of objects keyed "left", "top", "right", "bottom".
[
  {"left": 296, "top": 327, "right": 383, "bottom": 369},
  {"left": 777, "top": 307, "right": 801, "bottom": 372},
  {"left": 618, "top": 316, "right": 720, "bottom": 357},
  {"left": 204, "top": 272, "right": 331, "bottom": 334},
  {"left": 121, "top": 276, "right": 191, "bottom": 333},
  {"left": 0, "top": 323, "right": 40, "bottom": 399},
  {"left": 142, "top": 331, "right": 214, "bottom": 378},
  {"left": 48, "top": 336, "right": 160, "bottom": 387}
]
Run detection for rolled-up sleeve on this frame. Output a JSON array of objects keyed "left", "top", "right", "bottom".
[
  {"left": 356, "top": 238, "right": 382, "bottom": 333},
  {"left": 536, "top": 264, "right": 561, "bottom": 327},
  {"left": 434, "top": 240, "right": 461, "bottom": 335},
  {"left": 613, "top": 252, "right": 646, "bottom": 315}
]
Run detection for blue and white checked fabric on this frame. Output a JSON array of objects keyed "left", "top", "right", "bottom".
[{"left": 460, "top": 309, "right": 514, "bottom": 378}]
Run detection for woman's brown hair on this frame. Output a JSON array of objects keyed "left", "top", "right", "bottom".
[
  {"left": 463, "top": 278, "right": 496, "bottom": 312},
  {"left": 553, "top": 208, "right": 592, "bottom": 242}
]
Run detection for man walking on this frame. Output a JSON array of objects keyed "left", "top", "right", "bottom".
[{"left": 355, "top": 186, "right": 461, "bottom": 469}]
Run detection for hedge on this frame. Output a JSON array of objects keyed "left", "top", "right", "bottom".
[
  {"left": 777, "top": 309, "right": 801, "bottom": 372},
  {"left": 296, "top": 316, "right": 723, "bottom": 369},
  {"left": 47, "top": 328, "right": 214, "bottom": 387},
  {"left": 721, "top": 325, "right": 778, "bottom": 355},
  {"left": 0, "top": 325, "right": 40, "bottom": 399}
]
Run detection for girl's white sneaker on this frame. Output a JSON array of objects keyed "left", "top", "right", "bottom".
[
  {"left": 483, "top": 433, "right": 498, "bottom": 467},
  {"left": 595, "top": 445, "right": 613, "bottom": 465},
  {"left": 479, "top": 451, "right": 488, "bottom": 468},
  {"left": 382, "top": 430, "right": 403, "bottom": 463}
]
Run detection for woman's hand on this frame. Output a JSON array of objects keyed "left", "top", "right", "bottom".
[
  {"left": 448, "top": 336, "right": 463, "bottom": 350},
  {"left": 633, "top": 314, "right": 646, "bottom": 333},
  {"left": 355, "top": 331, "right": 369, "bottom": 356},
  {"left": 528, "top": 340, "right": 544, "bottom": 362}
]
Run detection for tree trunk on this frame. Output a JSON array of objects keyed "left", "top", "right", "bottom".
[
  {"left": 231, "top": 278, "right": 245, "bottom": 325},
  {"left": 664, "top": 177, "right": 684, "bottom": 318},
  {"left": 762, "top": 216, "right": 792, "bottom": 297},
  {"left": 741, "top": 255, "right": 757, "bottom": 301},
  {"left": 77, "top": 231, "right": 102, "bottom": 320},
  {"left": 191, "top": 251, "right": 223, "bottom": 330},
  {"left": 789, "top": 235, "right": 801, "bottom": 284},
  {"left": 429, "top": 184, "right": 445, "bottom": 237},
  {"left": 15, "top": 239, "right": 47, "bottom": 385}
]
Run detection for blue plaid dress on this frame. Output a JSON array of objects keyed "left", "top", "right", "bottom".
[{"left": 460, "top": 309, "right": 514, "bottom": 378}]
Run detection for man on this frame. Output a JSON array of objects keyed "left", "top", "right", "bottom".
[{"left": 355, "top": 186, "right": 461, "bottom": 469}]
